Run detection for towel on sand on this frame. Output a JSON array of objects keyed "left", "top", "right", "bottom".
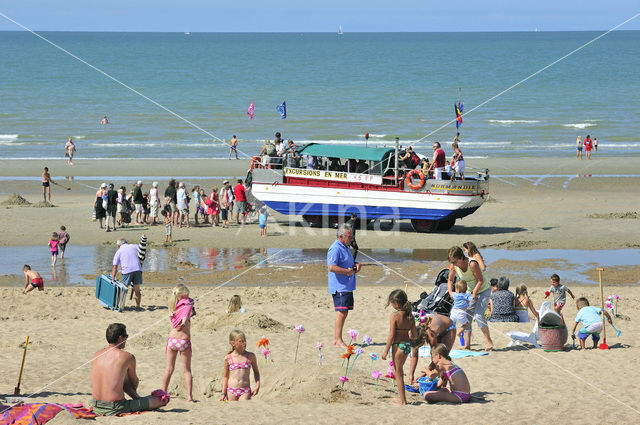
[
  {"left": 418, "top": 347, "right": 489, "bottom": 358},
  {"left": 0, "top": 403, "right": 96, "bottom": 424},
  {"left": 170, "top": 297, "right": 195, "bottom": 329}
]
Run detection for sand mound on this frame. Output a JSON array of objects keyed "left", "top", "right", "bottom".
[
  {"left": 1, "top": 193, "right": 31, "bottom": 206},
  {"left": 211, "top": 312, "right": 286, "bottom": 332},
  {"left": 482, "top": 240, "right": 546, "bottom": 249},
  {"left": 128, "top": 331, "right": 165, "bottom": 349},
  {"left": 588, "top": 212, "right": 639, "bottom": 219}
]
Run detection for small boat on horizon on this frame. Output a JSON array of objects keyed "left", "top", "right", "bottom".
[{"left": 338, "top": 25, "right": 343, "bottom": 35}]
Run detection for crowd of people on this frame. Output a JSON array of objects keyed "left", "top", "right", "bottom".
[
  {"left": 91, "top": 179, "right": 255, "bottom": 234},
  {"left": 255, "top": 132, "right": 468, "bottom": 181}
]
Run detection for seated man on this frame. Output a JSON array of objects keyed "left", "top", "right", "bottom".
[{"left": 91, "top": 323, "right": 169, "bottom": 416}]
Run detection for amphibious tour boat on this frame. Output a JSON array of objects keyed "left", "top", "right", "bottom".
[{"left": 248, "top": 142, "right": 489, "bottom": 232}]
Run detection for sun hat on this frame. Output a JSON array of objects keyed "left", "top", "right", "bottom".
[
  {"left": 152, "top": 181, "right": 158, "bottom": 187},
  {"left": 100, "top": 183, "right": 107, "bottom": 188},
  {"left": 137, "top": 180, "right": 143, "bottom": 185}
]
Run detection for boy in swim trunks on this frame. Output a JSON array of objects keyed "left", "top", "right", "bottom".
[
  {"left": 571, "top": 297, "right": 613, "bottom": 349},
  {"left": 23, "top": 264, "right": 44, "bottom": 293},
  {"left": 42, "top": 167, "right": 55, "bottom": 203}
]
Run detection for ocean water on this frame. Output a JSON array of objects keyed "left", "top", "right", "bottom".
[{"left": 1, "top": 31, "right": 639, "bottom": 160}]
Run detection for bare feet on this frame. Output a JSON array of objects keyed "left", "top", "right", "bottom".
[
  {"left": 392, "top": 397, "right": 407, "bottom": 405},
  {"left": 332, "top": 340, "right": 347, "bottom": 348}
]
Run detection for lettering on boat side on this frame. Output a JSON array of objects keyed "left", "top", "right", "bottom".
[{"left": 283, "top": 168, "right": 382, "bottom": 185}]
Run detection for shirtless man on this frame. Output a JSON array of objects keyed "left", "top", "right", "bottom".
[
  {"left": 65, "top": 138, "right": 76, "bottom": 165},
  {"left": 101, "top": 116, "right": 109, "bottom": 125},
  {"left": 91, "top": 323, "right": 169, "bottom": 416},
  {"left": 42, "top": 167, "right": 55, "bottom": 202},
  {"left": 228, "top": 135, "right": 238, "bottom": 160}
]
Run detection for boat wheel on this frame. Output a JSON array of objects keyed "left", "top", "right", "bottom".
[
  {"left": 302, "top": 215, "right": 322, "bottom": 227},
  {"left": 411, "top": 219, "right": 437, "bottom": 233},
  {"left": 436, "top": 219, "right": 456, "bottom": 231}
]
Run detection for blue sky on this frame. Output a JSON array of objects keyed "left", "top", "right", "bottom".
[{"left": 0, "top": 1, "right": 638, "bottom": 32}]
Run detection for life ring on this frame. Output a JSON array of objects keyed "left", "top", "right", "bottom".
[{"left": 405, "top": 169, "right": 425, "bottom": 190}]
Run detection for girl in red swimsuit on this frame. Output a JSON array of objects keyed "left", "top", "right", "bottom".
[{"left": 221, "top": 330, "right": 261, "bottom": 401}]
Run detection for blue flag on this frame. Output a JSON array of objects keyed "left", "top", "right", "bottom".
[{"left": 277, "top": 101, "right": 286, "bottom": 119}]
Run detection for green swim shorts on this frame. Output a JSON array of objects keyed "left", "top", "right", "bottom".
[{"left": 92, "top": 397, "right": 151, "bottom": 416}]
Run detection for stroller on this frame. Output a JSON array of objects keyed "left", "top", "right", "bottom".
[{"left": 412, "top": 269, "right": 455, "bottom": 317}]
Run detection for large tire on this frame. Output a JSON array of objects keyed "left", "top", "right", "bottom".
[
  {"left": 437, "top": 219, "right": 456, "bottom": 231},
  {"left": 411, "top": 219, "right": 437, "bottom": 233},
  {"left": 302, "top": 215, "right": 322, "bottom": 227}
]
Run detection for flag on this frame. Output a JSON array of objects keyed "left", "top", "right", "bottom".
[
  {"left": 247, "top": 101, "right": 254, "bottom": 120},
  {"left": 276, "top": 101, "right": 287, "bottom": 119},
  {"left": 455, "top": 102, "right": 463, "bottom": 129}
]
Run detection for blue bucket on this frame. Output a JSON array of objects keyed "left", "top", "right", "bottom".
[{"left": 417, "top": 377, "right": 439, "bottom": 394}]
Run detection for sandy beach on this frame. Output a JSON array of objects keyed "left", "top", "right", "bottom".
[{"left": 1, "top": 156, "right": 639, "bottom": 424}]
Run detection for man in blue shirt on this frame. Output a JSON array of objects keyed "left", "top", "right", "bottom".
[{"left": 328, "top": 224, "right": 361, "bottom": 347}]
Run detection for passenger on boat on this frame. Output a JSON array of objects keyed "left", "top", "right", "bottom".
[
  {"left": 306, "top": 155, "right": 317, "bottom": 170},
  {"left": 347, "top": 159, "right": 357, "bottom": 173},
  {"left": 355, "top": 160, "right": 368, "bottom": 174},
  {"left": 400, "top": 146, "right": 420, "bottom": 170},
  {"left": 328, "top": 157, "right": 342, "bottom": 171},
  {"left": 284, "top": 140, "right": 300, "bottom": 168},
  {"left": 429, "top": 142, "right": 446, "bottom": 180}
]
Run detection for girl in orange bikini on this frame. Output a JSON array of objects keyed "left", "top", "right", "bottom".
[
  {"left": 162, "top": 284, "right": 196, "bottom": 401},
  {"left": 221, "top": 330, "right": 260, "bottom": 401}
]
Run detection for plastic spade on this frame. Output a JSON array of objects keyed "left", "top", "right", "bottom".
[
  {"left": 610, "top": 323, "right": 622, "bottom": 337},
  {"left": 14, "top": 336, "right": 29, "bottom": 395}
]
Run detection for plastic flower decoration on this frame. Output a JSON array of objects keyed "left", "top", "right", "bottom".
[
  {"left": 348, "top": 329, "right": 359, "bottom": 342},
  {"left": 317, "top": 341, "right": 323, "bottom": 366},
  {"left": 369, "top": 352, "right": 378, "bottom": 373},
  {"left": 362, "top": 334, "right": 372, "bottom": 346},
  {"left": 316, "top": 342, "right": 323, "bottom": 349},
  {"left": 339, "top": 375, "right": 349, "bottom": 388},
  {"left": 257, "top": 336, "right": 270, "bottom": 349},
  {"left": 294, "top": 324, "right": 305, "bottom": 364},
  {"left": 385, "top": 370, "right": 395, "bottom": 380},
  {"left": 342, "top": 345, "right": 355, "bottom": 359},
  {"left": 261, "top": 348, "right": 270, "bottom": 364},
  {"left": 347, "top": 347, "right": 365, "bottom": 377},
  {"left": 372, "top": 370, "right": 382, "bottom": 390}
]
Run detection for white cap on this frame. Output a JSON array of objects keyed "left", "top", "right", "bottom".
[
  {"left": 179, "top": 182, "right": 185, "bottom": 188},
  {"left": 100, "top": 183, "right": 107, "bottom": 188},
  {"left": 137, "top": 180, "right": 143, "bottom": 185},
  {"left": 152, "top": 181, "right": 158, "bottom": 187}
]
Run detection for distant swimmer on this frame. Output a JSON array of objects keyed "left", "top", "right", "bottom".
[
  {"left": 228, "top": 135, "right": 238, "bottom": 160},
  {"left": 101, "top": 116, "right": 109, "bottom": 125},
  {"left": 65, "top": 137, "right": 76, "bottom": 165}
]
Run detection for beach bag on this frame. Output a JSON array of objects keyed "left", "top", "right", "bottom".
[
  {"left": 92, "top": 208, "right": 96, "bottom": 221},
  {"left": 102, "top": 195, "right": 108, "bottom": 210}
]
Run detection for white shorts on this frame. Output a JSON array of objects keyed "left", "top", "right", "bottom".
[
  {"left": 434, "top": 167, "right": 443, "bottom": 180},
  {"left": 450, "top": 308, "right": 469, "bottom": 326},
  {"left": 583, "top": 322, "right": 603, "bottom": 333},
  {"left": 150, "top": 203, "right": 159, "bottom": 218},
  {"left": 454, "top": 160, "right": 465, "bottom": 174},
  {"left": 135, "top": 203, "right": 143, "bottom": 213}
]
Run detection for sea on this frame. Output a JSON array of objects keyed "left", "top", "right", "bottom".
[{"left": 1, "top": 31, "right": 639, "bottom": 160}]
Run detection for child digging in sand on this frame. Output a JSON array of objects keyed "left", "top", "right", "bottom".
[
  {"left": 162, "top": 284, "right": 196, "bottom": 402},
  {"left": 23, "top": 265, "right": 44, "bottom": 293},
  {"left": 226, "top": 295, "right": 246, "bottom": 313},
  {"left": 381, "top": 289, "right": 417, "bottom": 405},
  {"left": 221, "top": 330, "right": 260, "bottom": 401},
  {"left": 571, "top": 297, "right": 614, "bottom": 349},
  {"left": 448, "top": 280, "right": 473, "bottom": 347},
  {"left": 422, "top": 344, "right": 471, "bottom": 404}
]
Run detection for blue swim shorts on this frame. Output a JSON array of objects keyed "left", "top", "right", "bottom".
[
  {"left": 122, "top": 270, "right": 143, "bottom": 286},
  {"left": 332, "top": 291, "right": 354, "bottom": 311}
]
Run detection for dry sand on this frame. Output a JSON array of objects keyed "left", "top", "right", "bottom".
[
  {"left": 0, "top": 156, "right": 639, "bottom": 424},
  {"left": 1, "top": 285, "right": 638, "bottom": 424}
]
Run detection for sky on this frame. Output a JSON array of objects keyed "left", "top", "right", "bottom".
[{"left": 0, "top": 1, "right": 638, "bottom": 32}]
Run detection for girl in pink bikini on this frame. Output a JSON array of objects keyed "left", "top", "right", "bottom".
[
  {"left": 162, "top": 284, "right": 196, "bottom": 402},
  {"left": 221, "top": 330, "right": 260, "bottom": 401},
  {"left": 422, "top": 344, "right": 471, "bottom": 404}
]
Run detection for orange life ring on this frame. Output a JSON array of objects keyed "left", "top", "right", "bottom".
[{"left": 405, "top": 169, "right": 425, "bottom": 190}]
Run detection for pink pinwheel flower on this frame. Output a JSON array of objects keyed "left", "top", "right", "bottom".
[
  {"left": 371, "top": 370, "right": 382, "bottom": 379},
  {"left": 389, "top": 361, "right": 394, "bottom": 367},
  {"left": 316, "top": 341, "right": 323, "bottom": 349},
  {"left": 262, "top": 348, "right": 270, "bottom": 357},
  {"left": 385, "top": 371, "right": 395, "bottom": 379},
  {"left": 339, "top": 376, "right": 349, "bottom": 383},
  {"left": 348, "top": 329, "right": 358, "bottom": 340},
  {"left": 370, "top": 353, "right": 378, "bottom": 361},
  {"left": 362, "top": 334, "right": 372, "bottom": 346},
  {"left": 615, "top": 295, "right": 620, "bottom": 299},
  {"left": 355, "top": 348, "right": 364, "bottom": 356}
]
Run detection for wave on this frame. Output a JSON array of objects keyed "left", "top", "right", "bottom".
[
  {"left": 0, "top": 142, "right": 25, "bottom": 146},
  {"left": 562, "top": 123, "right": 597, "bottom": 129},
  {"left": 487, "top": 120, "right": 540, "bottom": 125},
  {"left": 0, "top": 134, "right": 19, "bottom": 141},
  {"left": 72, "top": 135, "right": 86, "bottom": 139},
  {"left": 91, "top": 142, "right": 224, "bottom": 148}
]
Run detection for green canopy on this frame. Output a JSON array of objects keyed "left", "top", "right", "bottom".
[{"left": 297, "top": 143, "right": 394, "bottom": 162}]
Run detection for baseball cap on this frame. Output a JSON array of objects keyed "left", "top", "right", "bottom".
[
  {"left": 137, "top": 180, "right": 143, "bottom": 185},
  {"left": 223, "top": 180, "right": 229, "bottom": 184},
  {"left": 100, "top": 183, "right": 107, "bottom": 188},
  {"left": 152, "top": 181, "right": 158, "bottom": 187}
]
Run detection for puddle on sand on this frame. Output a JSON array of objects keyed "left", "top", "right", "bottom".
[{"left": 0, "top": 246, "right": 637, "bottom": 287}]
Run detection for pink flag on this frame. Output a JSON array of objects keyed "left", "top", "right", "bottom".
[{"left": 247, "top": 101, "right": 254, "bottom": 120}]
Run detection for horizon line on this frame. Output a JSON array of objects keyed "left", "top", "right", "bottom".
[{"left": 1, "top": 29, "right": 639, "bottom": 34}]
